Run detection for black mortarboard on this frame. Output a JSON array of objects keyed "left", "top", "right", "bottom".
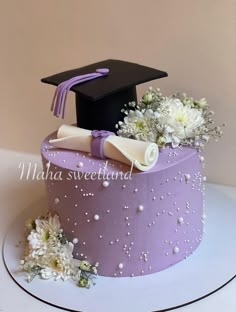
[{"left": 41, "top": 59, "right": 167, "bottom": 132}]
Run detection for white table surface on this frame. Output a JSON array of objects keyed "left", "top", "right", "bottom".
[{"left": 0, "top": 148, "right": 236, "bottom": 312}]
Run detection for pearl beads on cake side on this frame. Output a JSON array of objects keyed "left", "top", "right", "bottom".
[
  {"left": 72, "top": 238, "right": 79, "bottom": 244},
  {"left": 137, "top": 205, "right": 144, "bottom": 212},
  {"left": 54, "top": 197, "right": 60, "bottom": 204},
  {"left": 102, "top": 181, "right": 109, "bottom": 188},
  {"left": 94, "top": 214, "right": 100, "bottom": 221},
  {"left": 184, "top": 174, "right": 191, "bottom": 182},
  {"left": 173, "top": 246, "right": 180, "bottom": 254},
  {"left": 77, "top": 162, "right": 84, "bottom": 168},
  {"left": 118, "top": 263, "right": 124, "bottom": 269},
  {"left": 178, "top": 217, "right": 184, "bottom": 225}
]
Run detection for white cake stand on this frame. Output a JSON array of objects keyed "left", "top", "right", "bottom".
[{"left": 2, "top": 184, "right": 236, "bottom": 312}]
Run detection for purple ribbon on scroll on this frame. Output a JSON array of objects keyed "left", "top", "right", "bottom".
[
  {"left": 91, "top": 130, "right": 115, "bottom": 159},
  {"left": 51, "top": 68, "right": 109, "bottom": 118}
]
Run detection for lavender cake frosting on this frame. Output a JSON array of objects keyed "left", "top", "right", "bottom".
[{"left": 41, "top": 131, "right": 204, "bottom": 278}]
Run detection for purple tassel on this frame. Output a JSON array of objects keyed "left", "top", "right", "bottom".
[{"left": 51, "top": 69, "right": 109, "bottom": 118}]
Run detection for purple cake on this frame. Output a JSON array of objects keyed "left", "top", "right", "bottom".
[
  {"left": 41, "top": 133, "right": 204, "bottom": 277},
  {"left": 19, "top": 60, "right": 222, "bottom": 286},
  {"left": 29, "top": 58, "right": 223, "bottom": 284}
]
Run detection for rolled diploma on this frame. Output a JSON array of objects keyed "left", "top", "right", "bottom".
[{"left": 49, "top": 125, "right": 159, "bottom": 171}]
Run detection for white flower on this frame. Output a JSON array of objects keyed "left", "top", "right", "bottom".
[
  {"left": 24, "top": 241, "right": 75, "bottom": 281},
  {"left": 27, "top": 214, "right": 61, "bottom": 253},
  {"left": 159, "top": 98, "right": 204, "bottom": 141},
  {"left": 40, "top": 242, "right": 75, "bottom": 279},
  {"left": 118, "top": 109, "right": 158, "bottom": 142}
]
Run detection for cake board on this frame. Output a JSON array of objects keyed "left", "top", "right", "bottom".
[{"left": 2, "top": 184, "right": 236, "bottom": 312}]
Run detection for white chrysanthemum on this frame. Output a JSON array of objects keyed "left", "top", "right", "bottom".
[
  {"left": 44, "top": 242, "right": 75, "bottom": 280},
  {"left": 27, "top": 214, "right": 61, "bottom": 254},
  {"left": 159, "top": 98, "right": 204, "bottom": 141},
  {"left": 118, "top": 109, "right": 158, "bottom": 142},
  {"left": 24, "top": 239, "right": 75, "bottom": 281}
]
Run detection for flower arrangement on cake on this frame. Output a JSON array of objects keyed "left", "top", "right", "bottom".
[{"left": 116, "top": 87, "right": 224, "bottom": 148}]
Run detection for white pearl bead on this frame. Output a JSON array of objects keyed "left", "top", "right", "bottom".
[
  {"left": 173, "top": 246, "right": 180, "bottom": 254},
  {"left": 102, "top": 181, "right": 110, "bottom": 187},
  {"left": 54, "top": 197, "right": 60, "bottom": 204},
  {"left": 137, "top": 205, "right": 144, "bottom": 212},
  {"left": 199, "top": 156, "right": 205, "bottom": 162},
  {"left": 118, "top": 263, "right": 124, "bottom": 269},
  {"left": 178, "top": 217, "right": 184, "bottom": 224},
  {"left": 184, "top": 174, "right": 191, "bottom": 181},
  {"left": 78, "top": 162, "right": 84, "bottom": 168},
  {"left": 203, "top": 176, "right": 207, "bottom": 182},
  {"left": 72, "top": 238, "right": 79, "bottom": 244},
  {"left": 94, "top": 214, "right": 100, "bottom": 221}
]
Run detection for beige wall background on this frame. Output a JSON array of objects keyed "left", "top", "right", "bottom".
[{"left": 0, "top": 0, "right": 235, "bottom": 185}]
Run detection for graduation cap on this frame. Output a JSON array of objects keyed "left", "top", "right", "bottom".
[{"left": 41, "top": 59, "right": 168, "bottom": 132}]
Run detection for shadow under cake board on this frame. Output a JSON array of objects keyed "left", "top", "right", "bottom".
[{"left": 3, "top": 184, "right": 236, "bottom": 312}]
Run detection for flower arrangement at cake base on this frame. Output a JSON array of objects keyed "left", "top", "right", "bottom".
[{"left": 20, "top": 214, "right": 98, "bottom": 288}]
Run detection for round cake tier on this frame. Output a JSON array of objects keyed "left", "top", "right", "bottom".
[{"left": 41, "top": 132, "right": 204, "bottom": 277}]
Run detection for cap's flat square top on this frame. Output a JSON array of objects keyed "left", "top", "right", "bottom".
[{"left": 42, "top": 59, "right": 168, "bottom": 101}]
